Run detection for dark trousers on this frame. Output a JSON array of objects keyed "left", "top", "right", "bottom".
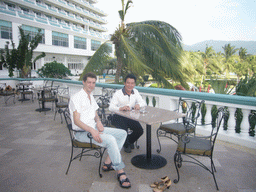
[{"left": 111, "top": 114, "right": 144, "bottom": 147}]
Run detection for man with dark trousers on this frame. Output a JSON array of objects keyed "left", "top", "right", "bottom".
[{"left": 109, "top": 74, "right": 146, "bottom": 153}]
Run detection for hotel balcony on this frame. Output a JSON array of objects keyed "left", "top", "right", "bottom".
[
  {"left": 3, "top": 0, "right": 107, "bottom": 32},
  {"left": 0, "top": 77, "right": 255, "bottom": 191}
]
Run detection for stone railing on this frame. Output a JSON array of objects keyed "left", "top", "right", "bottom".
[{"left": 1, "top": 78, "right": 256, "bottom": 149}]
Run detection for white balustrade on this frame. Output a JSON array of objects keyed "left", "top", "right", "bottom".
[{"left": 1, "top": 79, "right": 255, "bottom": 149}]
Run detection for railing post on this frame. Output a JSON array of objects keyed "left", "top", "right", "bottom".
[
  {"left": 205, "top": 103, "right": 212, "bottom": 126},
  {"left": 240, "top": 109, "right": 250, "bottom": 137},
  {"left": 227, "top": 107, "right": 236, "bottom": 134}
]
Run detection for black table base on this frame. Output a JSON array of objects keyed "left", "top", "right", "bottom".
[
  {"left": 19, "top": 98, "right": 30, "bottom": 102},
  {"left": 131, "top": 154, "right": 167, "bottom": 169},
  {"left": 35, "top": 108, "right": 51, "bottom": 112}
]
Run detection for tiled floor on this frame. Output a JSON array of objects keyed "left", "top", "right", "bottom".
[{"left": 0, "top": 96, "right": 256, "bottom": 192}]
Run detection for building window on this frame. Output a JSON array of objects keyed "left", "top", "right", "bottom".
[
  {"left": 0, "top": 20, "right": 12, "bottom": 39},
  {"left": 68, "top": 63, "right": 83, "bottom": 70},
  {"left": 74, "top": 36, "right": 86, "bottom": 50},
  {"left": 91, "top": 39, "right": 101, "bottom": 51},
  {"left": 52, "top": 31, "right": 69, "bottom": 47},
  {"left": 21, "top": 25, "right": 45, "bottom": 44}
]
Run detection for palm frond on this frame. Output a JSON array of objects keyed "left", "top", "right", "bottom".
[
  {"left": 118, "top": 34, "right": 152, "bottom": 76},
  {"left": 127, "top": 22, "right": 184, "bottom": 83},
  {"left": 80, "top": 42, "right": 112, "bottom": 80}
]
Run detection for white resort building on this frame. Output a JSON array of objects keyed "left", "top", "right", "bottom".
[{"left": 0, "top": 0, "right": 113, "bottom": 77}]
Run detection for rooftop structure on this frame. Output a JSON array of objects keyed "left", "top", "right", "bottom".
[{"left": 0, "top": 0, "right": 113, "bottom": 77}]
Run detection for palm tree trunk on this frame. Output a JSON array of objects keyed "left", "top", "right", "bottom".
[{"left": 115, "top": 54, "right": 123, "bottom": 83}]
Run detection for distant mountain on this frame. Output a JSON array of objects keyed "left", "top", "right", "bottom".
[{"left": 183, "top": 40, "right": 256, "bottom": 55}]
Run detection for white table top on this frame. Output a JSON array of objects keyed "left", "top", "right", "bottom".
[{"left": 113, "top": 106, "right": 185, "bottom": 125}]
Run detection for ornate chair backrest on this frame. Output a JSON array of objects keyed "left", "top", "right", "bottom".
[
  {"left": 210, "top": 106, "right": 226, "bottom": 149},
  {"left": 177, "top": 97, "right": 204, "bottom": 129},
  {"left": 43, "top": 87, "right": 56, "bottom": 99},
  {"left": 63, "top": 109, "right": 75, "bottom": 142},
  {"left": 63, "top": 109, "right": 95, "bottom": 148}
]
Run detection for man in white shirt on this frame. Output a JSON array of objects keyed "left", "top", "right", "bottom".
[
  {"left": 109, "top": 74, "right": 146, "bottom": 153},
  {"left": 69, "top": 72, "right": 131, "bottom": 188}
]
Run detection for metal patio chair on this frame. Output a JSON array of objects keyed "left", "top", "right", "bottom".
[
  {"left": 173, "top": 106, "right": 226, "bottom": 190},
  {"left": 156, "top": 97, "right": 204, "bottom": 153},
  {"left": 37, "top": 87, "right": 56, "bottom": 113},
  {"left": 63, "top": 109, "right": 106, "bottom": 177},
  {"left": 54, "top": 87, "right": 69, "bottom": 123}
]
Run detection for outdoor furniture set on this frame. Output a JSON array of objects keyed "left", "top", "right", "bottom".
[{"left": 62, "top": 95, "right": 226, "bottom": 191}]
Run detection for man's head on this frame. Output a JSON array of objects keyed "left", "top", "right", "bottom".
[
  {"left": 82, "top": 72, "right": 97, "bottom": 94},
  {"left": 124, "top": 74, "right": 136, "bottom": 83},
  {"left": 124, "top": 74, "right": 136, "bottom": 94},
  {"left": 83, "top": 72, "right": 97, "bottom": 82}
]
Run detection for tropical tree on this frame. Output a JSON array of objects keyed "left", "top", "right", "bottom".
[
  {"left": 236, "top": 74, "right": 256, "bottom": 97},
  {"left": 222, "top": 43, "right": 238, "bottom": 76},
  {"left": 200, "top": 46, "right": 222, "bottom": 85},
  {"left": 233, "top": 47, "right": 249, "bottom": 79},
  {"left": 81, "top": 0, "right": 185, "bottom": 87},
  {"left": 37, "top": 61, "right": 72, "bottom": 79},
  {"left": 222, "top": 43, "right": 238, "bottom": 62},
  {"left": 0, "top": 41, "right": 18, "bottom": 77},
  {"left": 247, "top": 55, "right": 256, "bottom": 77},
  {"left": 180, "top": 51, "right": 203, "bottom": 84},
  {"left": 0, "top": 26, "right": 45, "bottom": 78}
]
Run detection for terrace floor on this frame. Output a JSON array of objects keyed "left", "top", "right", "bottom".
[{"left": 0, "top": 95, "right": 256, "bottom": 192}]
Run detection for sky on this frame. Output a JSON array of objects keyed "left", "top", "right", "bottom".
[{"left": 96, "top": 0, "right": 256, "bottom": 45}]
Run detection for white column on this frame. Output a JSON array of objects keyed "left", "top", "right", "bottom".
[
  {"left": 205, "top": 104, "right": 213, "bottom": 125},
  {"left": 227, "top": 107, "right": 236, "bottom": 135},
  {"left": 240, "top": 109, "right": 250, "bottom": 137}
]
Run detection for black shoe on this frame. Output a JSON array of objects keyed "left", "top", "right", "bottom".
[
  {"left": 130, "top": 143, "right": 134, "bottom": 149},
  {"left": 124, "top": 145, "right": 131, "bottom": 153}
]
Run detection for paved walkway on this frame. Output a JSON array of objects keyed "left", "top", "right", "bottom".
[{"left": 0, "top": 96, "right": 256, "bottom": 192}]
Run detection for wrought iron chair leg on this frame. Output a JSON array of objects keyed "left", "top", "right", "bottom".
[
  {"left": 60, "top": 111, "right": 64, "bottom": 124},
  {"left": 79, "top": 149, "right": 84, "bottom": 161},
  {"left": 173, "top": 152, "right": 181, "bottom": 184},
  {"left": 98, "top": 148, "right": 106, "bottom": 178},
  {"left": 156, "top": 128, "right": 162, "bottom": 153},
  {"left": 211, "top": 158, "right": 219, "bottom": 190},
  {"left": 211, "top": 157, "right": 217, "bottom": 172},
  {"left": 66, "top": 146, "right": 74, "bottom": 175},
  {"left": 54, "top": 110, "right": 57, "bottom": 121}
]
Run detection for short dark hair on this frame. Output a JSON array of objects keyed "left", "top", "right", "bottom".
[
  {"left": 83, "top": 72, "right": 97, "bottom": 82},
  {"left": 124, "top": 74, "right": 136, "bottom": 82}
]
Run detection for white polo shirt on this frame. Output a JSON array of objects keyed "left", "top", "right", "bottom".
[
  {"left": 109, "top": 87, "right": 146, "bottom": 112},
  {"left": 69, "top": 88, "right": 99, "bottom": 131}
]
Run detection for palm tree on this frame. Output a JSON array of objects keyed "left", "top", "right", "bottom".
[
  {"left": 180, "top": 51, "right": 203, "bottom": 84},
  {"left": 233, "top": 47, "right": 249, "bottom": 79},
  {"left": 239, "top": 47, "right": 247, "bottom": 61},
  {"left": 222, "top": 43, "right": 238, "bottom": 62},
  {"left": 200, "top": 46, "right": 221, "bottom": 84},
  {"left": 222, "top": 43, "right": 238, "bottom": 77},
  {"left": 1, "top": 26, "right": 45, "bottom": 78},
  {"left": 0, "top": 41, "right": 18, "bottom": 77},
  {"left": 81, "top": 0, "right": 185, "bottom": 87},
  {"left": 17, "top": 26, "right": 45, "bottom": 78}
]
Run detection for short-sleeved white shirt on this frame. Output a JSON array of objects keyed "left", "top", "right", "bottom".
[{"left": 69, "top": 88, "right": 99, "bottom": 131}]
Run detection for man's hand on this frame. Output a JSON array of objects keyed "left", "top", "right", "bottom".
[
  {"left": 134, "top": 104, "right": 140, "bottom": 110},
  {"left": 96, "top": 121, "right": 104, "bottom": 132},
  {"left": 120, "top": 106, "right": 131, "bottom": 111},
  {"left": 91, "top": 129, "right": 103, "bottom": 143}
]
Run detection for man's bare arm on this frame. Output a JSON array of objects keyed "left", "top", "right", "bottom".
[{"left": 73, "top": 110, "right": 102, "bottom": 143}]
